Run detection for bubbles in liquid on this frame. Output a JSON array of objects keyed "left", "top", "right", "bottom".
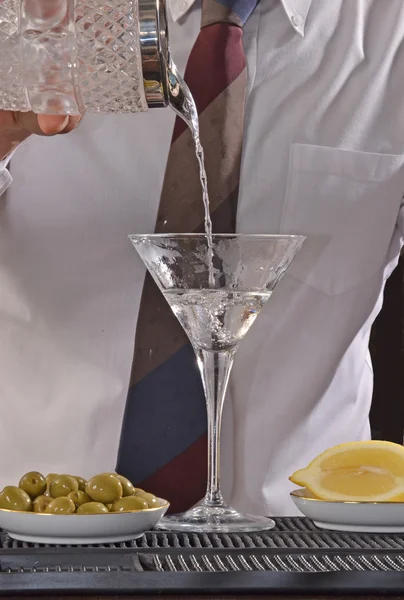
[{"left": 164, "top": 289, "right": 272, "bottom": 352}]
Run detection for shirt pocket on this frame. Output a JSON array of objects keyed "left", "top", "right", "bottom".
[{"left": 280, "top": 144, "right": 404, "bottom": 296}]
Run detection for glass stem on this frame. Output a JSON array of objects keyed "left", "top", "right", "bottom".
[{"left": 195, "top": 348, "right": 236, "bottom": 507}]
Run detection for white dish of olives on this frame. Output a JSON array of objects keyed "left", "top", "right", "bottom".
[{"left": 0, "top": 472, "right": 169, "bottom": 544}]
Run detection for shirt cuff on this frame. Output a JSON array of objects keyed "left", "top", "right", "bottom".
[{"left": 0, "top": 150, "right": 15, "bottom": 197}]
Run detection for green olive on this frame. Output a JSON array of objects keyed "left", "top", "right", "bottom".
[
  {"left": 45, "top": 473, "right": 60, "bottom": 486},
  {"left": 74, "top": 476, "right": 87, "bottom": 492},
  {"left": 19, "top": 471, "right": 47, "bottom": 499},
  {"left": 46, "top": 497, "right": 76, "bottom": 514},
  {"left": 33, "top": 495, "right": 53, "bottom": 513},
  {"left": 0, "top": 486, "right": 32, "bottom": 512},
  {"left": 86, "top": 474, "right": 123, "bottom": 504},
  {"left": 50, "top": 475, "right": 79, "bottom": 498},
  {"left": 111, "top": 496, "right": 148, "bottom": 512},
  {"left": 106, "top": 503, "right": 113, "bottom": 511},
  {"left": 133, "top": 488, "right": 146, "bottom": 496},
  {"left": 67, "top": 490, "right": 91, "bottom": 507},
  {"left": 46, "top": 473, "right": 59, "bottom": 489},
  {"left": 116, "top": 475, "right": 136, "bottom": 497},
  {"left": 77, "top": 502, "right": 109, "bottom": 514},
  {"left": 139, "top": 492, "right": 159, "bottom": 508}
]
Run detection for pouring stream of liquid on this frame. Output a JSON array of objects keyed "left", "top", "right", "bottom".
[{"left": 166, "top": 58, "right": 215, "bottom": 286}]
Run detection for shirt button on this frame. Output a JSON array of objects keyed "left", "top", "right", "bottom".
[{"left": 291, "top": 14, "right": 302, "bottom": 28}]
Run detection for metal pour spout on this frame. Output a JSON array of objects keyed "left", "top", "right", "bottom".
[{"left": 139, "top": 0, "right": 199, "bottom": 134}]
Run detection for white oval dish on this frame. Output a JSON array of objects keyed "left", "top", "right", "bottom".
[
  {"left": 291, "top": 488, "right": 404, "bottom": 533},
  {"left": 0, "top": 498, "right": 169, "bottom": 544}
]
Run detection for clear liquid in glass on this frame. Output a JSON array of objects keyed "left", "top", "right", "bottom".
[{"left": 163, "top": 289, "right": 272, "bottom": 352}]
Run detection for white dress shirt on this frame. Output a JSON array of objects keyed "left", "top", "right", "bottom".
[{"left": 0, "top": 0, "right": 404, "bottom": 516}]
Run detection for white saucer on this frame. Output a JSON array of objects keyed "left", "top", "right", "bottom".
[
  {"left": 291, "top": 488, "right": 404, "bottom": 533},
  {"left": 0, "top": 498, "right": 169, "bottom": 544}
]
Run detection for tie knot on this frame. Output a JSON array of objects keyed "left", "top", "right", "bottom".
[{"left": 201, "top": 0, "right": 258, "bottom": 28}]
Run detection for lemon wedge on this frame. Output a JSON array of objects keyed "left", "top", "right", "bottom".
[{"left": 290, "top": 441, "right": 404, "bottom": 502}]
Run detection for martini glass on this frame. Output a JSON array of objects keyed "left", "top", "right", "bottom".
[{"left": 130, "top": 233, "right": 305, "bottom": 533}]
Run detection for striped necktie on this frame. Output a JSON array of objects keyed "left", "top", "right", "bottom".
[{"left": 117, "top": 0, "right": 259, "bottom": 514}]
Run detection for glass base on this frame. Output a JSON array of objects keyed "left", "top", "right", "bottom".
[{"left": 158, "top": 503, "right": 275, "bottom": 533}]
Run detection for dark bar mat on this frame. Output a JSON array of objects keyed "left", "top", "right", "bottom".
[{"left": 1, "top": 518, "right": 404, "bottom": 595}]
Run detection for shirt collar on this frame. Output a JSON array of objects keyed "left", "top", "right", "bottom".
[
  {"left": 168, "top": 0, "right": 312, "bottom": 36},
  {"left": 280, "top": 0, "right": 312, "bottom": 36},
  {"left": 169, "top": 0, "right": 195, "bottom": 22}
]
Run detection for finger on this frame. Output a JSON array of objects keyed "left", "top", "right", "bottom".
[
  {"left": 37, "top": 114, "right": 70, "bottom": 135},
  {"left": 13, "top": 111, "right": 44, "bottom": 135},
  {"left": 58, "top": 115, "right": 82, "bottom": 135},
  {"left": 13, "top": 112, "right": 68, "bottom": 136},
  {"left": 12, "top": 112, "right": 82, "bottom": 137}
]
